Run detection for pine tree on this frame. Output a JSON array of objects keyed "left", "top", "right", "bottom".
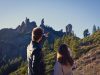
[
  {"left": 70, "top": 39, "right": 79, "bottom": 58},
  {"left": 43, "top": 39, "right": 50, "bottom": 54},
  {"left": 83, "top": 29, "right": 90, "bottom": 37},
  {"left": 54, "top": 38, "right": 62, "bottom": 52},
  {"left": 97, "top": 26, "right": 100, "bottom": 31},
  {"left": 92, "top": 25, "right": 97, "bottom": 33}
]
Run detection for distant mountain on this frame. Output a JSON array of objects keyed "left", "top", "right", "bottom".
[
  {"left": 0, "top": 18, "right": 37, "bottom": 61},
  {"left": 16, "top": 17, "right": 37, "bottom": 34}
]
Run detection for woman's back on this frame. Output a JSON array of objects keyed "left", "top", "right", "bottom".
[
  {"left": 54, "top": 44, "right": 74, "bottom": 75},
  {"left": 54, "top": 61, "right": 73, "bottom": 75}
]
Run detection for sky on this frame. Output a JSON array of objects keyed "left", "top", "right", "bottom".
[{"left": 0, "top": 0, "right": 100, "bottom": 38}]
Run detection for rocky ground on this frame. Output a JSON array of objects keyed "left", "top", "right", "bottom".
[{"left": 73, "top": 44, "right": 100, "bottom": 75}]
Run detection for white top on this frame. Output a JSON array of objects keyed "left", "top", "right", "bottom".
[{"left": 54, "top": 61, "right": 73, "bottom": 75}]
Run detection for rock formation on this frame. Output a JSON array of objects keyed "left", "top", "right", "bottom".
[{"left": 66, "top": 24, "right": 73, "bottom": 35}]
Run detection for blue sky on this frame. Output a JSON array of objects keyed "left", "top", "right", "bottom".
[{"left": 0, "top": 0, "right": 100, "bottom": 38}]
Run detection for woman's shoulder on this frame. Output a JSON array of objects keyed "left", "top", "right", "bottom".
[{"left": 55, "top": 61, "right": 61, "bottom": 66}]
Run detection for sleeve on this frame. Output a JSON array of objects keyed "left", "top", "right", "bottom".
[
  {"left": 27, "top": 41, "right": 34, "bottom": 61},
  {"left": 27, "top": 42, "right": 35, "bottom": 75},
  {"left": 27, "top": 44, "right": 32, "bottom": 61},
  {"left": 31, "top": 48, "right": 36, "bottom": 68}
]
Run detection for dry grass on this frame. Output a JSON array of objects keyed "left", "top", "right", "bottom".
[{"left": 73, "top": 45, "right": 100, "bottom": 75}]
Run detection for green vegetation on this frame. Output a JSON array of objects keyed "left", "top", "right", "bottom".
[
  {"left": 9, "top": 62, "right": 27, "bottom": 75},
  {"left": 4, "top": 28, "right": 100, "bottom": 75},
  {"left": 0, "top": 57, "right": 22, "bottom": 75}
]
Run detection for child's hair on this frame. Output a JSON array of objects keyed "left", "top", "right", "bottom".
[
  {"left": 57, "top": 44, "right": 74, "bottom": 66},
  {"left": 32, "top": 27, "right": 43, "bottom": 41}
]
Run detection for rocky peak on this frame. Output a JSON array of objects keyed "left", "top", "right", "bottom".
[
  {"left": 40, "top": 18, "right": 44, "bottom": 26},
  {"left": 66, "top": 24, "right": 73, "bottom": 35},
  {"left": 16, "top": 18, "right": 37, "bottom": 34},
  {"left": 25, "top": 17, "right": 30, "bottom": 25}
]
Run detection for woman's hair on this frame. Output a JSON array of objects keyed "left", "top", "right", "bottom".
[
  {"left": 57, "top": 44, "right": 74, "bottom": 66},
  {"left": 32, "top": 27, "right": 43, "bottom": 41}
]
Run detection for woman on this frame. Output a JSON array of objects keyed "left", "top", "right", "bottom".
[{"left": 54, "top": 44, "right": 74, "bottom": 75}]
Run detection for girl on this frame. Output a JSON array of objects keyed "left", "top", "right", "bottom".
[{"left": 54, "top": 44, "right": 74, "bottom": 75}]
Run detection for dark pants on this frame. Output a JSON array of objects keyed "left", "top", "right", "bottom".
[{"left": 28, "top": 59, "right": 45, "bottom": 75}]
